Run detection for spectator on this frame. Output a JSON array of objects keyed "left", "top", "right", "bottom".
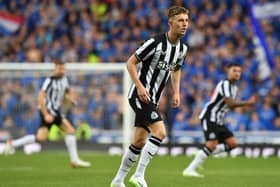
[
  {"left": 258, "top": 97, "right": 276, "bottom": 130},
  {"left": 248, "top": 111, "right": 266, "bottom": 131},
  {"left": 0, "top": 0, "right": 279, "bottom": 135}
]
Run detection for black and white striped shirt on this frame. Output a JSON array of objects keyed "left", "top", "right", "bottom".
[
  {"left": 199, "top": 79, "right": 238, "bottom": 125},
  {"left": 128, "top": 33, "right": 188, "bottom": 104},
  {"left": 40, "top": 76, "right": 69, "bottom": 116}
]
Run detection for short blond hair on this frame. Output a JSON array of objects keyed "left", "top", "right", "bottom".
[
  {"left": 53, "top": 59, "right": 65, "bottom": 65},
  {"left": 168, "top": 6, "right": 189, "bottom": 20}
]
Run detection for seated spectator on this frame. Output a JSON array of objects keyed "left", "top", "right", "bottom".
[
  {"left": 247, "top": 111, "right": 266, "bottom": 131},
  {"left": 258, "top": 98, "right": 276, "bottom": 130},
  {"left": 173, "top": 112, "right": 188, "bottom": 131},
  {"left": 225, "top": 108, "right": 248, "bottom": 132},
  {"left": 0, "top": 0, "right": 279, "bottom": 135},
  {"left": 273, "top": 117, "right": 280, "bottom": 131},
  {"left": 87, "top": 108, "right": 104, "bottom": 129}
]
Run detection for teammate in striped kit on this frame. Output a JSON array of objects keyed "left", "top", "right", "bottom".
[
  {"left": 4, "top": 61, "right": 91, "bottom": 168},
  {"left": 182, "top": 63, "right": 256, "bottom": 177},
  {"left": 111, "top": 6, "right": 189, "bottom": 187}
]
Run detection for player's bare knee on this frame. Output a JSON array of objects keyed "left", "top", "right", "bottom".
[
  {"left": 153, "top": 131, "right": 166, "bottom": 140},
  {"left": 229, "top": 141, "right": 238, "bottom": 149},
  {"left": 36, "top": 128, "right": 48, "bottom": 143},
  {"left": 62, "top": 124, "right": 75, "bottom": 134},
  {"left": 208, "top": 145, "right": 216, "bottom": 152},
  {"left": 149, "top": 121, "right": 166, "bottom": 139},
  {"left": 36, "top": 136, "right": 47, "bottom": 144},
  {"left": 206, "top": 141, "right": 217, "bottom": 151},
  {"left": 66, "top": 128, "right": 75, "bottom": 134},
  {"left": 150, "top": 128, "right": 166, "bottom": 140}
]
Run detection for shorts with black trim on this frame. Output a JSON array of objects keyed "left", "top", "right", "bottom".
[
  {"left": 200, "top": 118, "right": 234, "bottom": 142},
  {"left": 129, "top": 98, "right": 162, "bottom": 128},
  {"left": 39, "top": 110, "right": 63, "bottom": 129}
]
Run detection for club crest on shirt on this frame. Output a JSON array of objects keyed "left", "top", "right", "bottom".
[
  {"left": 151, "top": 111, "right": 159, "bottom": 120},
  {"left": 209, "top": 132, "right": 216, "bottom": 139}
]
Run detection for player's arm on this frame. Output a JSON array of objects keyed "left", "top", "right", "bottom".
[
  {"left": 38, "top": 77, "right": 54, "bottom": 123},
  {"left": 225, "top": 95, "right": 256, "bottom": 109},
  {"left": 221, "top": 80, "right": 256, "bottom": 109},
  {"left": 38, "top": 90, "right": 48, "bottom": 116},
  {"left": 65, "top": 88, "right": 77, "bottom": 106},
  {"left": 37, "top": 90, "right": 54, "bottom": 123},
  {"left": 171, "top": 68, "right": 181, "bottom": 108},
  {"left": 127, "top": 54, "right": 150, "bottom": 103}
]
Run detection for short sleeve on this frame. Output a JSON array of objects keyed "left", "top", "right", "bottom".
[
  {"left": 41, "top": 78, "right": 51, "bottom": 91},
  {"left": 176, "top": 43, "right": 188, "bottom": 69},
  {"left": 135, "top": 37, "right": 156, "bottom": 62},
  {"left": 220, "top": 80, "right": 231, "bottom": 98}
]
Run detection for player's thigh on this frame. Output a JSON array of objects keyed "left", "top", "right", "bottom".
[
  {"left": 149, "top": 120, "right": 166, "bottom": 140},
  {"left": 218, "top": 125, "right": 235, "bottom": 145},
  {"left": 201, "top": 119, "right": 219, "bottom": 150},
  {"left": 129, "top": 98, "right": 162, "bottom": 128},
  {"left": 201, "top": 119, "right": 219, "bottom": 141},
  {"left": 132, "top": 127, "right": 149, "bottom": 148},
  {"left": 36, "top": 127, "right": 49, "bottom": 143},
  {"left": 60, "top": 118, "right": 75, "bottom": 134}
]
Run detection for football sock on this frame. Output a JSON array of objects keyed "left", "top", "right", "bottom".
[
  {"left": 212, "top": 144, "right": 231, "bottom": 154},
  {"left": 212, "top": 144, "right": 226, "bottom": 154},
  {"left": 65, "top": 134, "right": 79, "bottom": 162},
  {"left": 12, "top": 134, "right": 36, "bottom": 148},
  {"left": 134, "top": 136, "right": 162, "bottom": 178},
  {"left": 187, "top": 146, "right": 211, "bottom": 171},
  {"left": 113, "top": 144, "right": 141, "bottom": 182}
]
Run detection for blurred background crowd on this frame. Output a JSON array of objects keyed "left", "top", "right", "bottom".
[{"left": 0, "top": 0, "right": 279, "bottom": 140}]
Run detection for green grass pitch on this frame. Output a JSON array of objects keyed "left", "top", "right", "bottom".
[{"left": 0, "top": 151, "right": 279, "bottom": 187}]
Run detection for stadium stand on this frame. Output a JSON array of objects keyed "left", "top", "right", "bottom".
[{"left": 0, "top": 0, "right": 279, "bottom": 143}]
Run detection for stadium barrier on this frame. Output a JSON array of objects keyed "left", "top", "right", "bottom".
[{"left": 1, "top": 131, "right": 279, "bottom": 158}]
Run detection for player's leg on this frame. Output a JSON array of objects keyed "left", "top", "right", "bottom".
[
  {"left": 111, "top": 127, "right": 148, "bottom": 187},
  {"left": 183, "top": 119, "right": 218, "bottom": 177},
  {"left": 4, "top": 111, "right": 48, "bottom": 155},
  {"left": 134, "top": 121, "right": 165, "bottom": 177},
  {"left": 128, "top": 99, "right": 164, "bottom": 187},
  {"left": 212, "top": 143, "right": 228, "bottom": 154},
  {"left": 212, "top": 142, "right": 235, "bottom": 155},
  {"left": 3, "top": 127, "right": 47, "bottom": 155},
  {"left": 224, "top": 136, "right": 238, "bottom": 150},
  {"left": 183, "top": 139, "right": 217, "bottom": 177},
  {"left": 213, "top": 128, "right": 237, "bottom": 155},
  {"left": 60, "top": 118, "right": 91, "bottom": 168},
  {"left": 129, "top": 121, "right": 165, "bottom": 187},
  {"left": 4, "top": 134, "right": 36, "bottom": 155},
  {"left": 36, "top": 127, "right": 49, "bottom": 143}
]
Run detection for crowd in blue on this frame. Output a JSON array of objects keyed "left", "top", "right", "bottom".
[{"left": 0, "top": 0, "right": 279, "bottom": 137}]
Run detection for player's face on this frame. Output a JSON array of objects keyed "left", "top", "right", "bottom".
[
  {"left": 228, "top": 66, "right": 242, "bottom": 81},
  {"left": 55, "top": 64, "right": 65, "bottom": 77},
  {"left": 169, "top": 13, "right": 189, "bottom": 37}
]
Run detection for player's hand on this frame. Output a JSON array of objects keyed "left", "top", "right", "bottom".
[
  {"left": 68, "top": 93, "right": 78, "bottom": 106},
  {"left": 44, "top": 114, "right": 54, "bottom": 123},
  {"left": 137, "top": 85, "right": 151, "bottom": 104},
  {"left": 70, "top": 97, "right": 78, "bottom": 106},
  {"left": 172, "top": 93, "right": 180, "bottom": 108},
  {"left": 247, "top": 95, "right": 257, "bottom": 106}
]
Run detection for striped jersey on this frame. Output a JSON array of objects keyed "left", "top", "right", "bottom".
[
  {"left": 128, "top": 33, "right": 188, "bottom": 104},
  {"left": 40, "top": 76, "right": 69, "bottom": 116},
  {"left": 199, "top": 79, "right": 238, "bottom": 125}
]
